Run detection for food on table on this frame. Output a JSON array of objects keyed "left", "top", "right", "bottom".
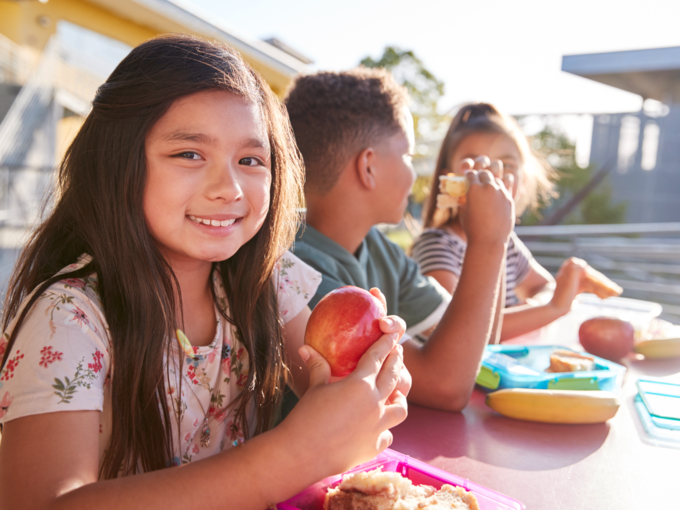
[
  {"left": 485, "top": 388, "right": 620, "bottom": 424},
  {"left": 545, "top": 349, "right": 595, "bottom": 373},
  {"left": 579, "top": 317, "right": 635, "bottom": 361},
  {"left": 437, "top": 174, "right": 468, "bottom": 209},
  {"left": 324, "top": 468, "right": 479, "bottom": 510},
  {"left": 634, "top": 319, "right": 680, "bottom": 358},
  {"left": 581, "top": 266, "right": 623, "bottom": 300},
  {"left": 304, "top": 286, "right": 386, "bottom": 377}
]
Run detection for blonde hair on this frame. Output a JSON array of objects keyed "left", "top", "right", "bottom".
[{"left": 422, "top": 102, "right": 556, "bottom": 228}]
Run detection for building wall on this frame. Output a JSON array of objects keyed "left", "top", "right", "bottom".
[
  {"left": 590, "top": 108, "right": 680, "bottom": 223},
  {"left": 0, "top": 0, "right": 294, "bottom": 96}
]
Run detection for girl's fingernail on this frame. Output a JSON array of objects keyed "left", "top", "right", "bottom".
[
  {"left": 383, "top": 317, "right": 395, "bottom": 328},
  {"left": 299, "top": 346, "right": 310, "bottom": 363}
]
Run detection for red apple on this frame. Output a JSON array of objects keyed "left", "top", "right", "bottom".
[
  {"left": 304, "top": 286, "right": 386, "bottom": 377},
  {"left": 578, "top": 317, "right": 635, "bottom": 361}
]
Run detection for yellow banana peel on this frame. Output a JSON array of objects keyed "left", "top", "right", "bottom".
[
  {"left": 486, "top": 388, "right": 620, "bottom": 424},
  {"left": 634, "top": 337, "right": 680, "bottom": 359}
]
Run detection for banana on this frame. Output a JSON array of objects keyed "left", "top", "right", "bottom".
[
  {"left": 634, "top": 338, "right": 680, "bottom": 359},
  {"left": 485, "top": 388, "right": 620, "bottom": 424}
]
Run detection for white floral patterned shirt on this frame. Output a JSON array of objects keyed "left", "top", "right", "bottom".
[{"left": 0, "top": 251, "right": 321, "bottom": 468}]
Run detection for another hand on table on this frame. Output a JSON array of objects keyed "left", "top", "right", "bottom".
[{"left": 549, "top": 257, "right": 612, "bottom": 315}]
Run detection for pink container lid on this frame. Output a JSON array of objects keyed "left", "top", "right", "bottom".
[{"left": 277, "top": 448, "right": 524, "bottom": 510}]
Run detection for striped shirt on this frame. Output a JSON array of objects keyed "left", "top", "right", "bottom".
[{"left": 412, "top": 229, "right": 533, "bottom": 307}]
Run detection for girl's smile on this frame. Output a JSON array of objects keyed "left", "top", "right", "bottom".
[{"left": 143, "top": 90, "right": 271, "bottom": 268}]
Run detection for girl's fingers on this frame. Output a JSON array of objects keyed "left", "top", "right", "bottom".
[
  {"left": 460, "top": 158, "right": 475, "bottom": 171},
  {"left": 502, "top": 173, "right": 514, "bottom": 191},
  {"left": 382, "top": 396, "right": 409, "bottom": 429},
  {"left": 376, "top": 430, "right": 394, "bottom": 452},
  {"left": 489, "top": 159, "right": 504, "bottom": 178},
  {"left": 464, "top": 169, "right": 481, "bottom": 186},
  {"left": 298, "top": 345, "right": 331, "bottom": 388},
  {"left": 376, "top": 344, "right": 403, "bottom": 400},
  {"left": 353, "top": 332, "right": 398, "bottom": 380},
  {"left": 395, "top": 364, "right": 412, "bottom": 398},
  {"left": 387, "top": 365, "right": 412, "bottom": 404},
  {"left": 369, "top": 287, "right": 388, "bottom": 314},
  {"left": 474, "top": 155, "right": 491, "bottom": 169},
  {"left": 379, "top": 315, "right": 405, "bottom": 335},
  {"left": 477, "top": 169, "right": 496, "bottom": 186}
]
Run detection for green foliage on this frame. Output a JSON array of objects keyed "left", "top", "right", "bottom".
[
  {"left": 360, "top": 47, "right": 448, "bottom": 142},
  {"left": 520, "top": 127, "right": 627, "bottom": 225}
]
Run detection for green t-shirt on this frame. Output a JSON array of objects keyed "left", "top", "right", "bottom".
[{"left": 291, "top": 225, "right": 449, "bottom": 330}]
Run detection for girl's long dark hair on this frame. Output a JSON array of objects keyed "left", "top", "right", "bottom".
[{"left": 1, "top": 35, "right": 303, "bottom": 477}]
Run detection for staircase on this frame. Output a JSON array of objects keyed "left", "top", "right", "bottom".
[{"left": 0, "top": 35, "right": 106, "bottom": 294}]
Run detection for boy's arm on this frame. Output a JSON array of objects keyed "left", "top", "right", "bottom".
[
  {"left": 489, "top": 261, "right": 506, "bottom": 345},
  {"left": 403, "top": 165, "right": 514, "bottom": 412},
  {"left": 402, "top": 241, "right": 506, "bottom": 411}
]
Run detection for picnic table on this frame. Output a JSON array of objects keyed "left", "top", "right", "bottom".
[{"left": 391, "top": 321, "right": 678, "bottom": 509}]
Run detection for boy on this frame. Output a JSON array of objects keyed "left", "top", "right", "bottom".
[{"left": 285, "top": 68, "right": 514, "bottom": 411}]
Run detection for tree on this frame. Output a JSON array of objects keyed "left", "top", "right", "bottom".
[
  {"left": 520, "top": 127, "right": 627, "bottom": 226},
  {"left": 360, "top": 47, "right": 448, "bottom": 142}
]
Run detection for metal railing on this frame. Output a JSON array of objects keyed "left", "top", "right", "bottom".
[{"left": 516, "top": 223, "right": 680, "bottom": 322}]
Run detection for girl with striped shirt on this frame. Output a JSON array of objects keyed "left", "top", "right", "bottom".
[{"left": 413, "top": 103, "right": 602, "bottom": 341}]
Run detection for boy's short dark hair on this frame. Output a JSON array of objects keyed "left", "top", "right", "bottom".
[{"left": 285, "top": 67, "right": 409, "bottom": 194}]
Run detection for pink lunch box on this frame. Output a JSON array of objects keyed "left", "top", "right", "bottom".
[{"left": 277, "top": 448, "right": 524, "bottom": 510}]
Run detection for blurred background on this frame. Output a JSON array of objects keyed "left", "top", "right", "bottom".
[{"left": 2, "top": 0, "right": 680, "bottom": 319}]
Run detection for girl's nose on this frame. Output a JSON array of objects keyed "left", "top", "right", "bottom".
[{"left": 206, "top": 161, "right": 243, "bottom": 203}]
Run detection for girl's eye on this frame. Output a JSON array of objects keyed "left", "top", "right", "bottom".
[
  {"left": 239, "top": 157, "right": 263, "bottom": 167},
  {"left": 174, "top": 152, "right": 201, "bottom": 160}
]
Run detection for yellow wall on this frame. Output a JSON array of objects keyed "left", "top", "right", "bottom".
[
  {"left": 56, "top": 115, "right": 85, "bottom": 162},
  {"left": 0, "top": 0, "right": 290, "bottom": 95}
]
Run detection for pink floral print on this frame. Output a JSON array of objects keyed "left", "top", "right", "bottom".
[
  {"left": 39, "top": 346, "right": 63, "bottom": 368},
  {"left": 1, "top": 350, "right": 24, "bottom": 381}
]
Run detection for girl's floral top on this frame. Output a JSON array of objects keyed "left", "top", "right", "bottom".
[{"left": 0, "top": 251, "right": 321, "bottom": 469}]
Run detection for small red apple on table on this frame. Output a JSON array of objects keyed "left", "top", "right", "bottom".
[{"left": 579, "top": 317, "right": 635, "bottom": 361}]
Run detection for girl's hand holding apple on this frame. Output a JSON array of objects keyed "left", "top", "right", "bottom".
[{"left": 281, "top": 306, "right": 409, "bottom": 477}]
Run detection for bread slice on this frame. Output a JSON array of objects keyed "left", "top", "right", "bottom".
[
  {"left": 546, "top": 349, "right": 595, "bottom": 373},
  {"left": 324, "top": 468, "right": 478, "bottom": 510},
  {"left": 437, "top": 174, "right": 468, "bottom": 209},
  {"left": 582, "top": 266, "right": 622, "bottom": 300}
]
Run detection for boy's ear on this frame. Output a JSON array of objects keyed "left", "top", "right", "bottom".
[{"left": 356, "top": 147, "right": 376, "bottom": 191}]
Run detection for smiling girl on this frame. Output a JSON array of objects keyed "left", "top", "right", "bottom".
[
  {"left": 0, "top": 36, "right": 409, "bottom": 509},
  {"left": 413, "top": 103, "right": 610, "bottom": 341}
]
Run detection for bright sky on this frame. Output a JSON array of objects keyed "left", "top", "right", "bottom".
[{"left": 192, "top": 0, "right": 680, "bottom": 116}]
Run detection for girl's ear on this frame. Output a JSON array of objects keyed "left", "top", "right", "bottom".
[{"left": 356, "top": 147, "right": 376, "bottom": 191}]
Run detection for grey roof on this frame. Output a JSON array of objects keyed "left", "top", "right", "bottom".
[{"left": 562, "top": 46, "right": 680, "bottom": 103}]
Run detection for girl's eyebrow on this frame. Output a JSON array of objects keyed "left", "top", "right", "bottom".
[
  {"left": 164, "top": 131, "right": 218, "bottom": 145},
  {"left": 163, "top": 132, "right": 269, "bottom": 152},
  {"left": 243, "top": 138, "right": 270, "bottom": 151}
]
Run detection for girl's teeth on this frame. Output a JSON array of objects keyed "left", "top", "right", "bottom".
[{"left": 190, "top": 216, "right": 236, "bottom": 227}]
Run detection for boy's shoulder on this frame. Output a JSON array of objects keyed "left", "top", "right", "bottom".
[{"left": 364, "top": 227, "right": 411, "bottom": 266}]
